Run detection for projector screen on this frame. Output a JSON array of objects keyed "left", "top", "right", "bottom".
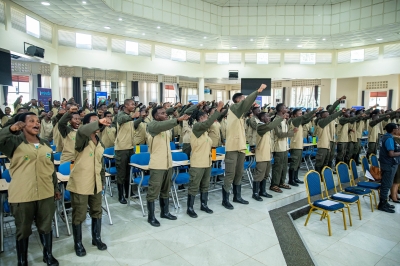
[
  {"left": 0, "top": 50, "right": 12, "bottom": 86},
  {"left": 240, "top": 78, "right": 271, "bottom": 96}
]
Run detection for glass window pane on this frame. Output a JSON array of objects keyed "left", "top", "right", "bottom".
[
  {"left": 217, "top": 53, "right": 229, "bottom": 64},
  {"left": 257, "top": 53, "right": 268, "bottom": 64},
  {"left": 126, "top": 41, "right": 138, "bottom": 55},
  {"left": 76, "top": 33, "right": 92, "bottom": 49},
  {"left": 171, "top": 49, "right": 186, "bottom": 62},
  {"left": 26, "top": 15, "right": 40, "bottom": 38}
]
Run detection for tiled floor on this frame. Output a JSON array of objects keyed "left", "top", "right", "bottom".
[
  {"left": 0, "top": 179, "right": 304, "bottom": 266},
  {"left": 293, "top": 183, "right": 400, "bottom": 266}
]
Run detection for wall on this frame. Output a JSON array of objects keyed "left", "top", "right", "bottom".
[
  {"left": 360, "top": 74, "right": 400, "bottom": 109},
  {"left": 337, "top": 78, "right": 359, "bottom": 108}
]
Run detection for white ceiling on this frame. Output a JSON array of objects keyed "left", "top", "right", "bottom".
[
  {"left": 203, "top": 0, "right": 348, "bottom": 6},
  {"left": 10, "top": 0, "right": 400, "bottom": 50}
]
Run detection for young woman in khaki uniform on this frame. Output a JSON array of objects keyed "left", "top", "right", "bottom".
[
  {"left": 0, "top": 112, "right": 61, "bottom": 266},
  {"left": 186, "top": 101, "right": 224, "bottom": 218},
  {"left": 207, "top": 104, "right": 228, "bottom": 148},
  {"left": 67, "top": 113, "right": 111, "bottom": 257},
  {"left": 98, "top": 111, "right": 116, "bottom": 148},
  {"left": 58, "top": 106, "right": 81, "bottom": 163},
  {"left": 39, "top": 110, "right": 54, "bottom": 142}
]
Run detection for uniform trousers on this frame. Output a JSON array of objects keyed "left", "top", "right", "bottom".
[
  {"left": 289, "top": 149, "right": 302, "bottom": 170},
  {"left": 224, "top": 151, "right": 245, "bottom": 192},
  {"left": 188, "top": 167, "right": 212, "bottom": 196},
  {"left": 271, "top": 151, "right": 288, "bottom": 187},
  {"left": 253, "top": 161, "right": 271, "bottom": 182},
  {"left": 115, "top": 149, "right": 134, "bottom": 185},
  {"left": 147, "top": 168, "right": 173, "bottom": 202},
  {"left": 70, "top": 191, "right": 102, "bottom": 225}
]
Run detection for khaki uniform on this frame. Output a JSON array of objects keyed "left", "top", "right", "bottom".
[
  {"left": 367, "top": 112, "right": 396, "bottom": 157},
  {"left": 58, "top": 112, "right": 78, "bottom": 163},
  {"left": 208, "top": 121, "right": 221, "bottom": 148},
  {"left": 133, "top": 117, "right": 147, "bottom": 145},
  {"left": 0, "top": 113, "right": 11, "bottom": 127},
  {"left": 246, "top": 116, "right": 260, "bottom": 146},
  {"left": 220, "top": 118, "right": 227, "bottom": 142},
  {"left": 0, "top": 127, "right": 58, "bottom": 240},
  {"left": 99, "top": 126, "right": 116, "bottom": 148},
  {"left": 336, "top": 116, "right": 359, "bottom": 164}
]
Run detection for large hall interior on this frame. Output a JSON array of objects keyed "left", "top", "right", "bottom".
[{"left": 1, "top": 0, "right": 400, "bottom": 265}]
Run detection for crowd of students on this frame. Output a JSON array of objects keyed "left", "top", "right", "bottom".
[{"left": 1, "top": 85, "right": 400, "bottom": 266}]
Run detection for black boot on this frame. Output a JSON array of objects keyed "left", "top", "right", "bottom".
[
  {"left": 294, "top": 169, "right": 304, "bottom": 184},
  {"left": 222, "top": 189, "right": 234, "bottom": 210},
  {"left": 16, "top": 237, "right": 29, "bottom": 266},
  {"left": 252, "top": 182, "right": 263, "bottom": 201},
  {"left": 232, "top": 184, "right": 249, "bottom": 204},
  {"left": 147, "top": 201, "right": 160, "bottom": 227},
  {"left": 91, "top": 218, "right": 107, "bottom": 250},
  {"left": 259, "top": 180, "right": 273, "bottom": 198},
  {"left": 117, "top": 184, "right": 127, "bottom": 204},
  {"left": 72, "top": 223, "right": 86, "bottom": 257},
  {"left": 39, "top": 232, "right": 59, "bottom": 266},
  {"left": 187, "top": 195, "right": 198, "bottom": 218},
  {"left": 288, "top": 169, "right": 298, "bottom": 186},
  {"left": 200, "top": 192, "right": 213, "bottom": 213},
  {"left": 160, "top": 198, "right": 177, "bottom": 220},
  {"left": 378, "top": 200, "right": 395, "bottom": 213}
]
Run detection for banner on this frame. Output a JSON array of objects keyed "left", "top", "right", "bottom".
[
  {"left": 37, "top": 88, "right": 52, "bottom": 112},
  {"left": 95, "top": 91, "right": 107, "bottom": 108},
  {"left": 187, "top": 95, "right": 198, "bottom": 105},
  {"left": 255, "top": 96, "right": 262, "bottom": 107}
]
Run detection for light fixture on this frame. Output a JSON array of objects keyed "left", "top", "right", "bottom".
[
  {"left": 286, "top": 38, "right": 290, "bottom": 41},
  {"left": 82, "top": 1, "right": 86, "bottom": 4},
  {"left": 232, "top": 46, "right": 237, "bottom": 49},
  {"left": 142, "top": 33, "right": 145, "bottom": 35},
  {"left": 104, "top": 26, "right": 110, "bottom": 29},
  {"left": 340, "top": 44, "right": 343, "bottom": 46},
  {"left": 157, "top": 26, "right": 160, "bottom": 29},
  {"left": 376, "top": 38, "right": 383, "bottom": 41},
  {"left": 41, "top": 2, "right": 50, "bottom": 6},
  {"left": 200, "top": 44, "right": 203, "bottom": 46},
  {"left": 250, "top": 39, "right": 254, "bottom": 41},
  {"left": 297, "top": 45, "right": 303, "bottom": 47},
  {"left": 322, "top": 38, "right": 326, "bottom": 41},
  {"left": 118, "top": 18, "right": 122, "bottom": 21},
  {"left": 265, "top": 45, "right": 269, "bottom": 48},
  {"left": 203, "top": 36, "right": 207, "bottom": 39}
]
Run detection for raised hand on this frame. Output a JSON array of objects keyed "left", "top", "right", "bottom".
[
  {"left": 99, "top": 117, "right": 112, "bottom": 126},
  {"left": 177, "top": 114, "right": 190, "bottom": 122},
  {"left": 316, "top": 107, "right": 323, "bottom": 112},
  {"left": 258, "top": 84, "right": 267, "bottom": 93},
  {"left": 69, "top": 106, "right": 78, "bottom": 113},
  {"left": 10, "top": 121, "right": 26, "bottom": 132},
  {"left": 216, "top": 101, "right": 224, "bottom": 112},
  {"left": 339, "top": 96, "right": 347, "bottom": 100}
]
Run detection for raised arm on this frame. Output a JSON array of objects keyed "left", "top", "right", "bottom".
[
  {"left": 230, "top": 84, "right": 267, "bottom": 119},
  {"left": 192, "top": 111, "right": 220, "bottom": 138},
  {"left": 134, "top": 117, "right": 143, "bottom": 130},
  {"left": 257, "top": 117, "right": 283, "bottom": 137},
  {"left": 217, "top": 108, "right": 229, "bottom": 122},
  {"left": 318, "top": 110, "right": 343, "bottom": 128},
  {"left": 117, "top": 112, "right": 133, "bottom": 126},
  {"left": 147, "top": 119, "right": 179, "bottom": 137},
  {"left": 328, "top": 96, "right": 345, "bottom": 114},
  {"left": 58, "top": 112, "right": 72, "bottom": 138}
]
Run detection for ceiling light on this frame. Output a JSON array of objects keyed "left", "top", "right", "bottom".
[
  {"left": 265, "top": 45, "right": 269, "bottom": 48},
  {"left": 82, "top": 1, "right": 86, "bottom": 4},
  {"left": 203, "top": 36, "right": 207, "bottom": 39},
  {"left": 232, "top": 46, "right": 237, "bottom": 49},
  {"left": 322, "top": 38, "right": 326, "bottom": 41},
  {"left": 104, "top": 26, "right": 110, "bottom": 29},
  {"left": 157, "top": 26, "right": 160, "bottom": 29},
  {"left": 250, "top": 39, "right": 254, "bottom": 41},
  {"left": 286, "top": 39, "right": 289, "bottom": 41},
  {"left": 200, "top": 44, "right": 203, "bottom": 46},
  {"left": 118, "top": 18, "right": 122, "bottom": 21},
  {"left": 340, "top": 44, "right": 343, "bottom": 46},
  {"left": 297, "top": 45, "right": 303, "bottom": 47},
  {"left": 376, "top": 38, "right": 383, "bottom": 41},
  {"left": 142, "top": 33, "right": 145, "bottom": 35},
  {"left": 41, "top": 2, "right": 50, "bottom": 6}
]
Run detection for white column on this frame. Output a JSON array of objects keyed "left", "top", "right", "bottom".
[
  {"left": 357, "top": 77, "right": 363, "bottom": 106},
  {"left": 330, "top": 78, "right": 337, "bottom": 103},
  {"left": 198, "top": 77, "right": 204, "bottom": 101},
  {"left": 50, "top": 63, "right": 60, "bottom": 101}
]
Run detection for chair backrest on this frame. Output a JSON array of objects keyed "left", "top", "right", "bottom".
[
  {"left": 216, "top": 146, "right": 226, "bottom": 154},
  {"left": 303, "top": 138, "right": 308, "bottom": 143},
  {"left": 104, "top": 146, "right": 115, "bottom": 156},
  {"left": 361, "top": 156, "right": 370, "bottom": 174},
  {"left": 336, "top": 162, "right": 351, "bottom": 189},
  {"left": 369, "top": 154, "right": 379, "bottom": 167},
  {"left": 140, "top": 145, "right": 148, "bottom": 153},
  {"left": 51, "top": 145, "right": 56, "bottom": 152},
  {"left": 322, "top": 166, "right": 337, "bottom": 193},
  {"left": 2, "top": 169, "right": 11, "bottom": 182},
  {"left": 308, "top": 136, "right": 313, "bottom": 143},
  {"left": 304, "top": 171, "right": 323, "bottom": 203},
  {"left": 170, "top": 142, "right": 176, "bottom": 150},
  {"left": 172, "top": 152, "right": 188, "bottom": 161},
  {"left": 53, "top": 152, "right": 62, "bottom": 161},
  {"left": 59, "top": 161, "right": 71, "bottom": 175},
  {"left": 349, "top": 159, "right": 359, "bottom": 184},
  {"left": 130, "top": 153, "right": 150, "bottom": 165}
]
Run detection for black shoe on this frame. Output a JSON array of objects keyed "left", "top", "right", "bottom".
[
  {"left": 378, "top": 200, "right": 395, "bottom": 213},
  {"left": 178, "top": 184, "right": 185, "bottom": 190},
  {"left": 117, "top": 184, "right": 127, "bottom": 204},
  {"left": 387, "top": 202, "right": 395, "bottom": 209},
  {"left": 259, "top": 180, "right": 273, "bottom": 198},
  {"left": 39, "top": 232, "right": 59, "bottom": 266},
  {"left": 232, "top": 184, "right": 249, "bottom": 204},
  {"left": 72, "top": 223, "right": 86, "bottom": 257},
  {"left": 160, "top": 198, "right": 177, "bottom": 220},
  {"left": 187, "top": 195, "right": 198, "bottom": 218},
  {"left": 91, "top": 218, "right": 107, "bottom": 251},
  {"left": 252, "top": 181, "right": 263, "bottom": 201},
  {"left": 200, "top": 192, "right": 213, "bottom": 214},
  {"left": 294, "top": 170, "right": 304, "bottom": 184},
  {"left": 147, "top": 201, "right": 160, "bottom": 227},
  {"left": 222, "top": 189, "right": 234, "bottom": 210},
  {"left": 16, "top": 237, "right": 29, "bottom": 266},
  {"left": 288, "top": 169, "right": 299, "bottom": 186},
  {"left": 389, "top": 196, "right": 400, "bottom": 204}
]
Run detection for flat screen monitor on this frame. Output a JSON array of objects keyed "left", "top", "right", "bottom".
[
  {"left": 0, "top": 50, "right": 12, "bottom": 86},
  {"left": 240, "top": 78, "right": 271, "bottom": 96}
]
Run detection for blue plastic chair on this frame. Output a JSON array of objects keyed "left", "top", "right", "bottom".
[
  {"left": 336, "top": 162, "right": 375, "bottom": 212},
  {"left": 53, "top": 152, "right": 62, "bottom": 161},
  {"left": 57, "top": 161, "right": 72, "bottom": 235},
  {"left": 216, "top": 146, "right": 226, "bottom": 155},
  {"left": 170, "top": 142, "right": 176, "bottom": 150},
  {"left": 350, "top": 159, "right": 379, "bottom": 207},
  {"left": 304, "top": 170, "right": 347, "bottom": 236},
  {"left": 171, "top": 152, "right": 190, "bottom": 208},
  {"left": 128, "top": 152, "right": 151, "bottom": 215},
  {"left": 139, "top": 144, "right": 148, "bottom": 153},
  {"left": 51, "top": 145, "right": 56, "bottom": 152},
  {"left": 2, "top": 169, "right": 11, "bottom": 183},
  {"left": 103, "top": 147, "right": 117, "bottom": 196},
  {"left": 322, "top": 166, "right": 361, "bottom": 226}
]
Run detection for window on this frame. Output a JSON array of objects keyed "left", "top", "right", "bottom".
[
  {"left": 274, "top": 88, "right": 283, "bottom": 104},
  {"left": 216, "top": 91, "right": 223, "bottom": 102},
  {"left": 9, "top": 76, "right": 30, "bottom": 112},
  {"left": 290, "top": 86, "right": 321, "bottom": 108},
  {"left": 369, "top": 91, "right": 387, "bottom": 109},
  {"left": 76, "top": 33, "right": 92, "bottom": 49},
  {"left": 351, "top": 49, "right": 364, "bottom": 63},
  {"left": 126, "top": 41, "right": 138, "bottom": 55},
  {"left": 300, "top": 53, "right": 316, "bottom": 65},
  {"left": 171, "top": 48, "right": 186, "bottom": 62},
  {"left": 83, "top": 80, "right": 125, "bottom": 106},
  {"left": 164, "top": 84, "right": 176, "bottom": 103},
  {"left": 257, "top": 53, "right": 268, "bottom": 64},
  {"left": 217, "top": 53, "right": 229, "bottom": 64},
  {"left": 26, "top": 15, "right": 40, "bottom": 38}
]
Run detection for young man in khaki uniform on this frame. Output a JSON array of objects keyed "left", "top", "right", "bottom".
[
  {"left": 133, "top": 108, "right": 149, "bottom": 145},
  {"left": 270, "top": 104, "right": 297, "bottom": 193},
  {"left": 246, "top": 106, "right": 261, "bottom": 147},
  {"left": 223, "top": 84, "right": 267, "bottom": 209},
  {"left": 336, "top": 109, "right": 361, "bottom": 165},
  {"left": 114, "top": 99, "right": 138, "bottom": 204},
  {"left": 146, "top": 106, "right": 189, "bottom": 227},
  {"left": 58, "top": 106, "right": 81, "bottom": 163},
  {"left": 98, "top": 111, "right": 116, "bottom": 148},
  {"left": 354, "top": 107, "right": 375, "bottom": 164}
]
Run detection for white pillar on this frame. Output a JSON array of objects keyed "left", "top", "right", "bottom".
[
  {"left": 330, "top": 78, "right": 337, "bottom": 103},
  {"left": 198, "top": 77, "right": 204, "bottom": 101},
  {"left": 50, "top": 63, "right": 60, "bottom": 101},
  {"left": 357, "top": 77, "right": 363, "bottom": 106}
]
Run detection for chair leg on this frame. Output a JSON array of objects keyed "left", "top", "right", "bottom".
[
  {"left": 53, "top": 211, "right": 59, "bottom": 238},
  {"left": 61, "top": 187, "right": 71, "bottom": 236},
  {"left": 342, "top": 209, "right": 347, "bottom": 230},
  {"left": 304, "top": 209, "right": 313, "bottom": 226},
  {"left": 170, "top": 187, "right": 178, "bottom": 209},
  {"left": 369, "top": 195, "right": 374, "bottom": 212},
  {"left": 372, "top": 190, "right": 378, "bottom": 208},
  {"left": 173, "top": 183, "right": 180, "bottom": 208},
  {"left": 346, "top": 206, "right": 352, "bottom": 226},
  {"left": 103, "top": 193, "right": 113, "bottom": 225},
  {"left": 138, "top": 186, "right": 145, "bottom": 217},
  {"left": 326, "top": 212, "right": 332, "bottom": 236},
  {"left": 357, "top": 200, "right": 362, "bottom": 220}
]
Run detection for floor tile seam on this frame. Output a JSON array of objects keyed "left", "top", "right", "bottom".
[
  {"left": 337, "top": 236, "right": 396, "bottom": 257},
  {"left": 249, "top": 243, "right": 280, "bottom": 265},
  {"left": 375, "top": 256, "right": 399, "bottom": 266}
]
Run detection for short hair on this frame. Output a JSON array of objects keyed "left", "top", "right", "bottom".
[
  {"left": 17, "top": 112, "right": 37, "bottom": 122},
  {"left": 276, "top": 103, "right": 285, "bottom": 112},
  {"left": 257, "top": 111, "right": 268, "bottom": 120},
  {"left": 82, "top": 113, "right": 98, "bottom": 125},
  {"left": 124, "top": 99, "right": 134, "bottom": 106},
  {"left": 104, "top": 111, "right": 112, "bottom": 117},
  {"left": 189, "top": 109, "right": 206, "bottom": 126},
  {"left": 98, "top": 103, "right": 106, "bottom": 108},
  {"left": 326, "top": 104, "right": 332, "bottom": 110},
  {"left": 292, "top": 108, "right": 302, "bottom": 115},
  {"left": 355, "top": 109, "right": 363, "bottom": 115},
  {"left": 39, "top": 110, "right": 46, "bottom": 115},
  {"left": 78, "top": 109, "right": 83, "bottom": 115},
  {"left": 232, "top": 93, "right": 243, "bottom": 102},
  {"left": 385, "top": 123, "right": 398, "bottom": 133},
  {"left": 152, "top": 106, "right": 163, "bottom": 118},
  {"left": 70, "top": 112, "right": 79, "bottom": 117},
  {"left": 16, "top": 107, "right": 28, "bottom": 113},
  {"left": 251, "top": 106, "right": 260, "bottom": 112}
]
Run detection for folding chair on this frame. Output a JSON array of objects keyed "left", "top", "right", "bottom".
[
  {"left": 128, "top": 153, "right": 151, "bottom": 216},
  {"left": 304, "top": 170, "right": 347, "bottom": 236},
  {"left": 58, "top": 162, "right": 71, "bottom": 235},
  {"left": 369, "top": 154, "right": 379, "bottom": 167},
  {"left": 103, "top": 147, "right": 117, "bottom": 197},
  {"left": 336, "top": 162, "right": 375, "bottom": 212},
  {"left": 171, "top": 152, "right": 190, "bottom": 208},
  {"left": 322, "top": 166, "right": 362, "bottom": 226},
  {"left": 350, "top": 159, "right": 379, "bottom": 208}
]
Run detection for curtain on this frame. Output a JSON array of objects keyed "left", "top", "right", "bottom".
[
  {"left": 72, "top": 77, "right": 82, "bottom": 105},
  {"left": 59, "top": 77, "right": 73, "bottom": 100},
  {"left": 138, "top": 81, "right": 158, "bottom": 104},
  {"left": 41, "top": 75, "right": 51, "bottom": 88},
  {"left": 3, "top": 86, "right": 8, "bottom": 105},
  {"left": 181, "top": 87, "right": 198, "bottom": 103},
  {"left": 314, "top": 85, "right": 319, "bottom": 107},
  {"left": 37, "top": 74, "right": 42, "bottom": 88},
  {"left": 173, "top": 83, "right": 180, "bottom": 102}
]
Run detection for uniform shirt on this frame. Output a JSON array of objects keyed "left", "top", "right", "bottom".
[
  {"left": 368, "top": 114, "right": 393, "bottom": 143},
  {"left": 289, "top": 110, "right": 317, "bottom": 150},
  {"left": 337, "top": 116, "right": 359, "bottom": 143},
  {"left": 0, "top": 127, "right": 58, "bottom": 203},
  {"left": 272, "top": 118, "right": 294, "bottom": 152},
  {"left": 246, "top": 116, "right": 260, "bottom": 146},
  {"left": 317, "top": 111, "right": 343, "bottom": 149},
  {"left": 255, "top": 117, "right": 283, "bottom": 162},
  {"left": 40, "top": 119, "right": 53, "bottom": 141},
  {"left": 115, "top": 111, "right": 135, "bottom": 150},
  {"left": 133, "top": 117, "right": 147, "bottom": 145},
  {"left": 58, "top": 112, "right": 78, "bottom": 163},
  {"left": 99, "top": 126, "right": 116, "bottom": 148}
]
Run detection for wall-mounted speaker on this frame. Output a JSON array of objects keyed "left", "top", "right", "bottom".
[
  {"left": 24, "top": 42, "right": 45, "bottom": 58},
  {"left": 229, "top": 70, "right": 238, "bottom": 80}
]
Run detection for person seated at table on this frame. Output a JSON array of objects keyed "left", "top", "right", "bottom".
[
  {"left": 0, "top": 112, "right": 61, "bottom": 266},
  {"left": 67, "top": 113, "right": 111, "bottom": 256},
  {"left": 252, "top": 112, "right": 283, "bottom": 199},
  {"left": 146, "top": 107, "right": 189, "bottom": 227},
  {"left": 186, "top": 101, "right": 224, "bottom": 218},
  {"left": 98, "top": 111, "right": 116, "bottom": 148},
  {"left": 58, "top": 106, "right": 81, "bottom": 163}
]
